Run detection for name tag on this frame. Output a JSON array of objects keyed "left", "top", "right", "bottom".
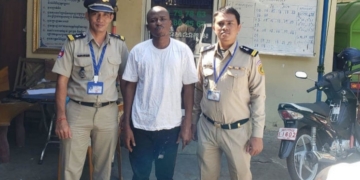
[
  {"left": 77, "top": 54, "right": 90, "bottom": 57},
  {"left": 87, "top": 82, "right": 103, "bottom": 95},
  {"left": 207, "top": 90, "right": 220, "bottom": 101}
]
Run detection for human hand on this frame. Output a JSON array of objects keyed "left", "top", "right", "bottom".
[
  {"left": 55, "top": 117, "right": 72, "bottom": 139},
  {"left": 245, "top": 137, "right": 263, "bottom": 156},
  {"left": 177, "top": 118, "right": 192, "bottom": 150},
  {"left": 123, "top": 125, "right": 136, "bottom": 152},
  {"left": 191, "top": 124, "right": 197, "bottom": 141}
]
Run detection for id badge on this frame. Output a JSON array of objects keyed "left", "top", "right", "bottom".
[
  {"left": 207, "top": 90, "right": 220, "bottom": 101},
  {"left": 87, "top": 81, "right": 103, "bottom": 95}
]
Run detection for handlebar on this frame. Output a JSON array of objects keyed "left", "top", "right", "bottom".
[
  {"left": 306, "top": 86, "right": 317, "bottom": 93},
  {"left": 302, "top": 68, "right": 360, "bottom": 93}
]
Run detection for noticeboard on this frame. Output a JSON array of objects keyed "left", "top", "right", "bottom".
[
  {"left": 33, "top": 0, "right": 88, "bottom": 54},
  {"left": 227, "top": 0, "right": 318, "bottom": 57}
]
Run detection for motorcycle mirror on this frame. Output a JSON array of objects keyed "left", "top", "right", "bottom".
[{"left": 295, "top": 71, "right": 307, "bottom": 79}]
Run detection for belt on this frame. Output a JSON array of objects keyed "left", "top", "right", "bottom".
[
  {"left": 70, "top": 99, "right": 115, "bottom": 108},
  {"left": 203, "top": 114, "right": 249, "bottom": 130}
]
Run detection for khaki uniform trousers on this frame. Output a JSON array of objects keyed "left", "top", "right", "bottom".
[
  {"left": 197, "top": 115, "right": 252, "bottom": 180},
  {"left": 60, "top": 100, "right": 118, "bottom": 180}
]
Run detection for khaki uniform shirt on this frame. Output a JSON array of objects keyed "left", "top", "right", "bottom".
[
  {"left": 192, "top": 42, "right": 266, "bottom": 138},
  {"left": 52, "top": 30, "right": 129, "bottom": 102}
]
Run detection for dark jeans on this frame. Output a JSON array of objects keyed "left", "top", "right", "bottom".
[{"left": 129, "top": 126, "right": 181, "bottom": 180}]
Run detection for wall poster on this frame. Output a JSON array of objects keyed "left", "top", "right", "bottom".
[{"left": 33, "top": 0, "right": 88, "bottom": 53}]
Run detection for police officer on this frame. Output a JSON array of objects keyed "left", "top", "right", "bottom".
[
  {"left": 52, "top": 0, "right": 128, "bottom": 179},
  {"left": 192, "top": 6, "right": 266, "bottom": 180}
]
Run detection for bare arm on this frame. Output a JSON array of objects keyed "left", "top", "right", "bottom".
[
  {"left": 177, "top": 83, "right": 194, "bottom": 149},
  {"left": 123, "top": 81, "right": 136, "bottom": 126},
  {"left": 55, "top": 74, "right": 71, "bottom": 139},
  {"left": 123, "top": 81, "right": 137, "bottom": 152},
  {"left": 183, "top": 84, "right": 194, "bottom": 126}
]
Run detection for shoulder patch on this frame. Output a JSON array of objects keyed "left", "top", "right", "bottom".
[
  {"left": 109, "top": 33, "right": 125, "bottom": 41},
  {"left": 200, "top": 45, "right": 215, "bottom": 53},
  {"left": 239, "top": 46, "right": 258, "bottom": 57},
  {"left": 67, "top": 33, "right": 86, "bottom": 41},
  {"left": 258, "top": 64, "right": 265, "bottom": 75}
]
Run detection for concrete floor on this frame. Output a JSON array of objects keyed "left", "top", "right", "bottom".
[{"left": 0, "top": 123, "right": 291, "bottom": 180}]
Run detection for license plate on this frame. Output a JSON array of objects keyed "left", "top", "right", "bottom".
[{"left": 277, "top": 128, "right": 298, "bottom": 141}]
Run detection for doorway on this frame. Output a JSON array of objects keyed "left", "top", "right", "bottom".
[{"left": 0, "top": 0, "right": 27, "bottom": 98}]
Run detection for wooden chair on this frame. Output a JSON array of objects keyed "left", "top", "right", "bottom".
[
  {"left": 12, "top": 57, "right": 51, "bottom": 132},
  {"left": 57, "top": 103, "right": 124, "bottom": 180},
  {"left": 13, "top": 57, "right": 48, "bottom": 91},
  {"left": 0, "top": 57, "right": 50, "bottom": 163}
]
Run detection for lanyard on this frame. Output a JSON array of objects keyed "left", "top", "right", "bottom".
[
  {"left": 89, "top": 42, "right": 107, "bottom": 83},
  {"left": 213, "top": 42, "right": 238, "bottom": 85}
]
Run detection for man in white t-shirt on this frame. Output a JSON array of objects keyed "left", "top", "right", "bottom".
[{"left": 122, "top": 6, "right": 198, "bottom": 180}]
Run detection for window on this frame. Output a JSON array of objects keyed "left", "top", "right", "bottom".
[{"left": 147, "top": 0, "right": 216, "bottom": 56}]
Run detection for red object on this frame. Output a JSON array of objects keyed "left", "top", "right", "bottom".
[{"left": 280, "top": 110, "right": 292, "bottom": 120}]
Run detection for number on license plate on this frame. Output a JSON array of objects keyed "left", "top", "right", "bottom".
[{"left": 277, "top": 128, "right": 297, "bottom": 141}]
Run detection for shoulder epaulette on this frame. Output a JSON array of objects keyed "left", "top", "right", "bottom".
[
  {"left": 200, "top": 45, "right": 215, "bottom": 53},
  {"left": 67, "top": 33, "right": 86, "bottom": 41},
  {"left": 109, "top": 33, "right": 125, "bottom": 41},
  {"left": 239, "top": 46, "right": 258, "bottom": 57}
]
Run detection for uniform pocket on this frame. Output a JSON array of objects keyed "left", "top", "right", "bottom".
[
  {"left": 203, "top": 68, "right": 214, "bottom": 90},
  {"left": 226, "top": 68, "right": 246, "bottom": 90},
  {"left": 73, "top": 57, "right": 93, "bottom": 80},
  {"left": 105, "top": 56, "right": 121, "bottom": 77}
]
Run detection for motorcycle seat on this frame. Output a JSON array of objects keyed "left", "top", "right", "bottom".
[{"left": 279, "top": 101, "right": 330, "bottom": 117}]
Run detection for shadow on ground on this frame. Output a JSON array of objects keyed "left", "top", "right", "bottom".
[{"left": 0, "top": 123, "right": 290, "bottom": 180}]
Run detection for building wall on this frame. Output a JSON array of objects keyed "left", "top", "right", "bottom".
[
  {"left": 264, "top": 0, "right": 337, "bottom": 129},
  {"left": 26, "top": 0, "right": 144, "bottom": 59},
  {"left": 25, "top": 0, "right": 337, "bottom": 130}
]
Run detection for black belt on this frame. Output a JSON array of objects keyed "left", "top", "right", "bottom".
[
  {"left": 70, "top": 99, "right": 115, "bottom": 108},
  {"left": 203, "top": 114, "right": 249, "bottom": 130}
]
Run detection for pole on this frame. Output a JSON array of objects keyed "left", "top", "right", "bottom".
[{"left": 316, "top": 0, "right": 330, "bottom": 102}]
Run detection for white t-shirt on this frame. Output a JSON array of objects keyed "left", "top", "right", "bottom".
[
  {"left": 325, "top": 162, "right": 360, "bottom": 180},
  {"left": 122, "top": 38, "right": 198, "bottom": 131}
]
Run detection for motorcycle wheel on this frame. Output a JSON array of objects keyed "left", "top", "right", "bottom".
[{"left": 286, "top": 129, "right": 319, "bottom": 180}]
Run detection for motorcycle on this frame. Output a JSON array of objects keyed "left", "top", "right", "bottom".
[{"left": 277, "top": 47, "right": 360, "bottom": 180}]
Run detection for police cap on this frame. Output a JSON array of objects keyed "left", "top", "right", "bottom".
[{"left": 84, "top": 0, "right": 116, "bottom": 13}]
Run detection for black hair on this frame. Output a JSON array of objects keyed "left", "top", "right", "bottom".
[{"left": 213, "top": 6, "right": 240, "bottom": 25}]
